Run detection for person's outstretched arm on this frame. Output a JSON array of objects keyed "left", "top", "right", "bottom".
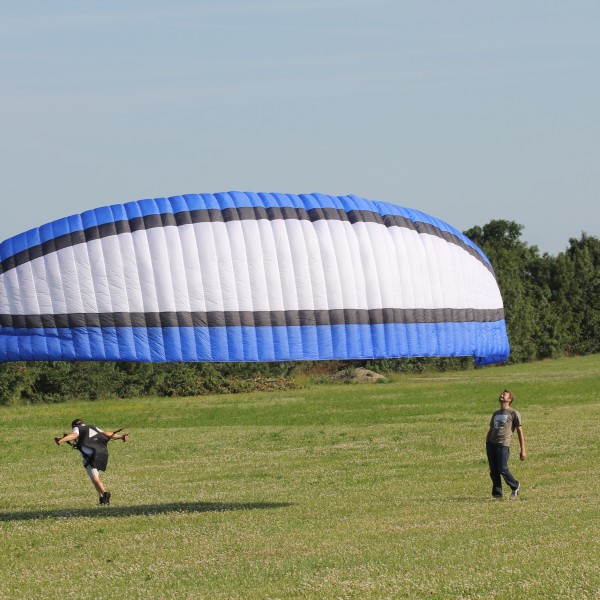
[
  {"left": 55, "top": 432, "right": 78, "bottom": 445},
  {"left": 103, "top": 431, "right": 129, "bottom": 442}
]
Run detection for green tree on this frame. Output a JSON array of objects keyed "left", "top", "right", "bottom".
[
  {"left": 464, "top": 220, "right": 547, "bottom": 362},
  {"left": 554, "top": 234, "right": 600, "bottom": 355},
  {"left": 34, "top": 362, "right": 121, "bottom": 401},
  {"left": 0, "top": 362, "right": 41, "bottom": 405}
]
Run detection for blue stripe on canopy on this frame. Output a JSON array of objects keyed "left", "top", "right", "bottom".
[{"left": 0, "top": 322, "right": 509, "bottom": 365}]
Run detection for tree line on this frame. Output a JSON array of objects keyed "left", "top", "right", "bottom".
[{"left": 1, "top": 220, "right": 598, "bottom": 404}]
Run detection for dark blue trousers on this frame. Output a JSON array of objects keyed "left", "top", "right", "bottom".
[{"left": 486, "top": 442, "right": 519, "bottom": 497}]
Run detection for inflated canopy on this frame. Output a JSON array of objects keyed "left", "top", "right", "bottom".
[{"left": 0, "top": 192, "right": 509, "bottom": 364}]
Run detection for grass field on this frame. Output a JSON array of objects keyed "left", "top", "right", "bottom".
[{"left": 1, "top": 355, "right": 599, "bottom": 599}]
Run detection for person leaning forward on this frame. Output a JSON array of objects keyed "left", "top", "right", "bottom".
[
  {"left": 486, "top": 389, "right": 526, "bottom": 499},
  {"left": 55, "top": 419, "right": 128, "bottom": 505}
]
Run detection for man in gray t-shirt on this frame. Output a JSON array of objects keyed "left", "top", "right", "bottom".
[{"left": 486, "top": 389, "right": 527, "bottom": 499}]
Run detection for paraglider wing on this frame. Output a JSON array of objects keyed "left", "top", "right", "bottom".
[{"left": 0, "top": 192, "right": 509, "bottom": 364}]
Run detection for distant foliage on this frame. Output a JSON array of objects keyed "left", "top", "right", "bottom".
[
  {"left": 0, "top": 361, "right": 299, "bottom": 404},
  {"left": 464, "top": 221, "right": 600, "bottom": 363},
  {"left": 1, "top": 222, "right": 598, "bottom": 404}
]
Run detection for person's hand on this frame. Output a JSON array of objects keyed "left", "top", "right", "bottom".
[
  {"left": 122, "top": 433, "right": 129, "bottom": 442},
  {"left": 54, "top": 437, "right": 61, "bottom": 445},
  {"left": 520, "top": 450, "right": 527, "bottom": 461}
]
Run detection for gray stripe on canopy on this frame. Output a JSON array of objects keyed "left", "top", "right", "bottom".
[
  {"left": 0, "top": 206, "right": 493, "bottom": 276},
  {"left": 1, "top": 307, "right": 505, "bottom": 329}
]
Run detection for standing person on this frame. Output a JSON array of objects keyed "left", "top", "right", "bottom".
[
  {"left": 55, "top": 419, "right": 128, "bottom": 505},
  {"left": 486, "top": 389, "right": 526, "bottom": 499}
]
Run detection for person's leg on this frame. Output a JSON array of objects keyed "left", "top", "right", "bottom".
[
  {"left": 498, "top": 446, "right": 519, "bottom": 491},
  {"left": 86, "top": 465, "right": 106, "bottom": 497},
  {"left": 486, "top": 442, "right": 503, "bottom": 497}
]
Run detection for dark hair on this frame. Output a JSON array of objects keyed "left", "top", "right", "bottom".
[{"left": 71, "top": 419, "right": 84, "bottom": 428}]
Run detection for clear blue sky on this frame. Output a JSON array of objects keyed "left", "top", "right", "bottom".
[{"left": 1, "top": 1, "right": 598, "bottom": 256}]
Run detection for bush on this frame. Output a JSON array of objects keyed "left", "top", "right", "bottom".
[
  {"left": 34, "top": 362, "right": 122, "bottom": 401},
  {"left": 0, "top": 363, "right": 39, "bottom": 405}
]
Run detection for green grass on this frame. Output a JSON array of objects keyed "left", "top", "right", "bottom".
[{"left": 1, "top": 355, "right": 599, "bottom": 599}]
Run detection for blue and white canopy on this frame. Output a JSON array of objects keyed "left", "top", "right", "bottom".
[{"left": 0, "top": 192, "right": 509, "bottom": 364}]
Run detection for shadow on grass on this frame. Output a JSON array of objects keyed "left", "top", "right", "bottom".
[{"left": 0, "top": 501, "right": 294, "bottom": 522}]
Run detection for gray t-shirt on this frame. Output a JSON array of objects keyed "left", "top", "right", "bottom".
[{"left": 488, "top": 408, "right": 522, "bottom": 446}]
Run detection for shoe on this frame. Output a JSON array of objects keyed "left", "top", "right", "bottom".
[
  {"left": 100, "top": 491, "right": 111, "bottom": 505},
  {"left": 492, "top": 495, "right": 503, "bottom": 500},
  {"left": 510, "top": 483, "right": 520, "bottom": 499}
]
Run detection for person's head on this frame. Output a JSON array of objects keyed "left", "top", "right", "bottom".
[
  {"left": 71, "top": 419, "right": 84, "bottom": 428},
  {"left": 498, "top": 389, "right": 513, "bottom": 405}
]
